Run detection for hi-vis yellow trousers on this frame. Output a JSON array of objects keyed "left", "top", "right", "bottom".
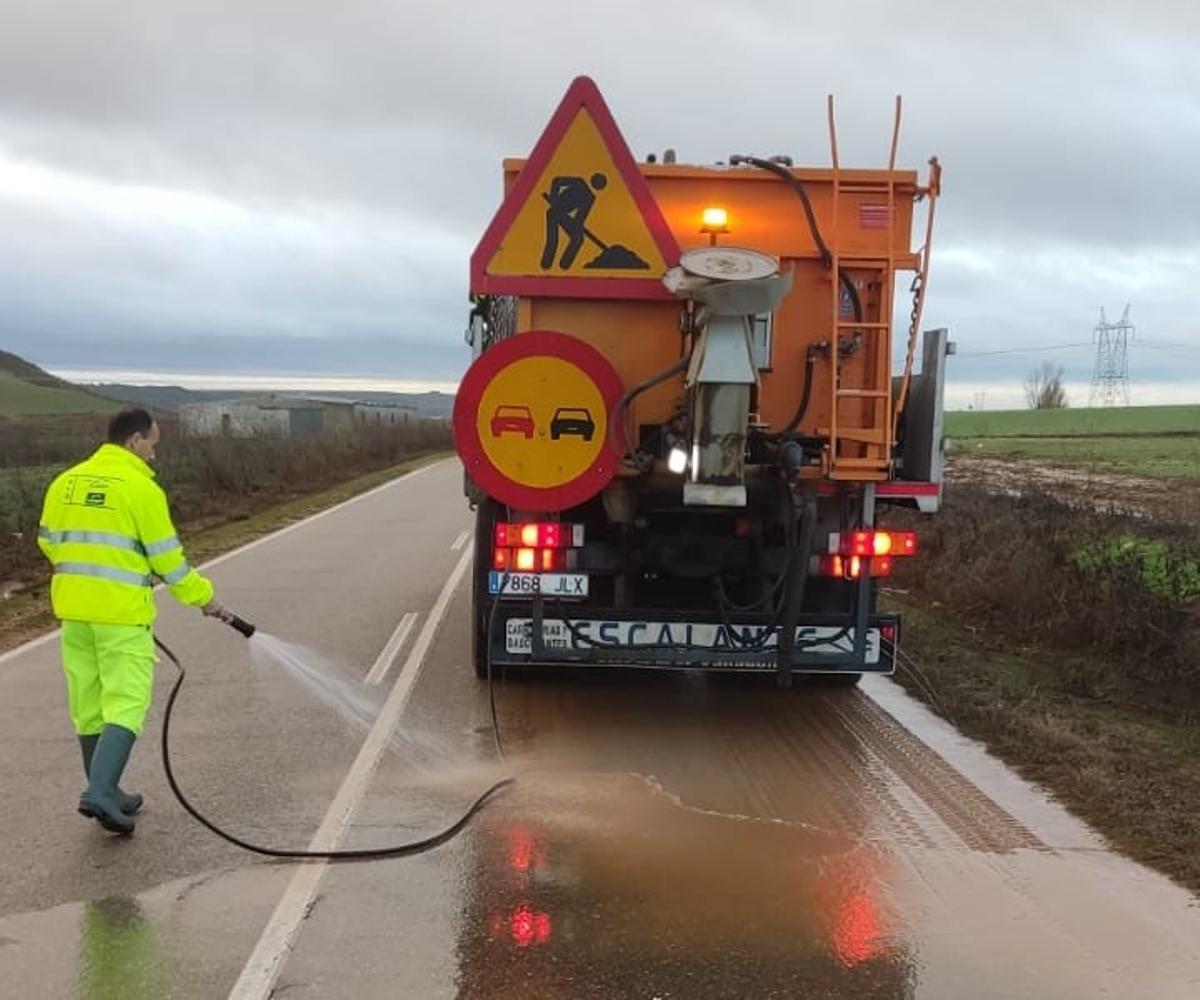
[{"left": 61, "top": 621, "right": 156, "bottom": 736}]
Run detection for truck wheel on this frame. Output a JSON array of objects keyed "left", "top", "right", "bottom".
[{"left": 471, "top": 500, "right": 499, "bottom": 679}]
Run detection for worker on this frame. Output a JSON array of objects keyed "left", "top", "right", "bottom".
[{"left": 38, "top": 407, "right": 226, "bottom": 835}]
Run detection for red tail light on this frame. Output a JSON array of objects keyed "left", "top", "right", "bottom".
[
  {"left": 493, "top": 522, "right": 584, "bottom": 578},
  {"left": 831, "top": 531, "right": 918, "bottom": 558},
  {"left": 816, "top": 554, "right": 893, "bottom": 579},
  {"left": 494, "top": 522, "right": 583, "bottom": 548}
]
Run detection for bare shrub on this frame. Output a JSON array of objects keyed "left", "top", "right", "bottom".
[
  {"left": 0, "top": 414, "right": 452, "bottom": 585},
  {"left": 1024, "top": 362, "right": 1069, "bottom": 410},
  {"left": 892, "top": 484, "right": 1200, "bottom": 719}
]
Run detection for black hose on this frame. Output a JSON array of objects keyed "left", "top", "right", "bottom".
[
  {"left": 773, "top": 349, "right": 817, "bottom": 437},
  {"left": 610, "top": 355, "right": 690, "bottom": 461},
  {"left": 727, "top": 157, "right": 864, "bottom": 313},
  {"left": 775, "top": 485, "right": 819, "bottom": 686},
  {"left": 485, "top": 567, "right": 510, "bottom": 762},
  {"left": 711, "top": 476, "right": 796, "bottom": 649},
  {"left": 730, "top": 155, "right": 866, "bottom": 443},
  {"left": 731, "top": 155, "right": 831, "bottom": 266},
  {"left": 155, "top": 635, "right": 513, "bottom": 861}
]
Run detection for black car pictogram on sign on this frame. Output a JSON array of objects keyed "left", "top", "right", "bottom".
[{"left": 549, "top": 407, "right": 595, "bottom": 442}]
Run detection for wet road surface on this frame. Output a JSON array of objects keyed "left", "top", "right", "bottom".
[{"left": 2, "top": 458, "right": 1199, "bottom": 998}]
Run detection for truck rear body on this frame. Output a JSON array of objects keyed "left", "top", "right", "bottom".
[{"left": 457, "top": 77, "right": 947, "bottom": 682}]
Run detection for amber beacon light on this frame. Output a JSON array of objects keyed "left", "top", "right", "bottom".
[{"left": 699, "top": 206, "right": 730, "bottom": 244}]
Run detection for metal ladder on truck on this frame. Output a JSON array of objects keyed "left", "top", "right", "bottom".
[{"left": 821, "top": 96, "right": 901, "bottom": 481}]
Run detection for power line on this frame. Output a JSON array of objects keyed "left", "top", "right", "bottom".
[
  {"left": 956, "top": 341, "right": 1092, "bottom": 358},
  {"left": 954, "top": 338, "right": 1196, "bottom": 360},
  {"left": 1139, "top": 340, "right": 1200, "bottom": 351}
]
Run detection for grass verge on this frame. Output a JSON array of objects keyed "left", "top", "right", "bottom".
[
  {"left": 951, "top": 435, "right": 1200, "bottom": 480},
  {"left": 945, "top": 404, "right": 1200, "bottom": 439},
  {"left": 884, "top": 593, "right": 1200, "bottom": 895},
  {"left": 0, "top": 451, "right": 451, "bottom": 655}
]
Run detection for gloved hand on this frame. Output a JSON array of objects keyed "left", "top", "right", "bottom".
[{"left": 202, "top": 600, "right": 228, "bottom": 620}]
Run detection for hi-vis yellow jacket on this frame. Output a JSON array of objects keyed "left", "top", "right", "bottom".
[{"left": 38, "top": 444, "right": 213, "bottom": 625}]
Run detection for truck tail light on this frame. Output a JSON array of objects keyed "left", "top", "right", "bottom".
[
  {"left": 815, "top": 554, "right": 893, "bottom": 579},
  {"left": 492, "top": 522, "right": 583, "bottom": 578},
  {"left": 829, "top": 531, "right": 918, "bottom": 558},
  {"left": 494, "top": 522, "right": 583, "bottom": 549}
]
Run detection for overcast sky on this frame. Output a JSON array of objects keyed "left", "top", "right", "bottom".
[{"left": 1, "top": 0, "right": 1197, "bottom": 407}]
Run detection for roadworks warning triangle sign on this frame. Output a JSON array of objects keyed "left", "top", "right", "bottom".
[{"left": 471, "top": 76, "right": 680, "bottom": 300}]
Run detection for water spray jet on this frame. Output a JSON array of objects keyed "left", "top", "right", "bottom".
[{"left": 155, "top": 610, "right": 513, "bottom": 861}]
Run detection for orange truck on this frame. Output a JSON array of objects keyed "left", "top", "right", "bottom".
[{"left": 455, "top": 77, "right": 948, "bottom": 685}]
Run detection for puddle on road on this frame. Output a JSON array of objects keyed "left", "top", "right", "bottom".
[
  {"left": 0, "top": 865, "right": 290, "bottom": 1000},
  {"left": 453, "top": 772, "right": 917, "bottom": 999}
]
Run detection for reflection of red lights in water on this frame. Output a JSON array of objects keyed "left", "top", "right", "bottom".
[
  {"left": 487, "top": 905, "right": 553, "bottom": 948},
  {"left": 832, "top": 891, "right": 882, "bottom": 966},
  {"left": 508, "top": 826, "right": 537, "bottom": 872},
  {"left": 509, "top": 905, "right": 553, "bottom": 948}
]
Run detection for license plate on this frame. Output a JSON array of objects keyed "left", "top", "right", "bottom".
[
  {"left": 504, "top": 618, "right": 879, "bottom": 661},
  {"left": 488, "top": 572, "right": 589, "bottom": 598}
]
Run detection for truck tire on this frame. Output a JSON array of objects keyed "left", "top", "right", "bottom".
[{"left": 471, "top": 500, "right": 500, "bottom": 679}]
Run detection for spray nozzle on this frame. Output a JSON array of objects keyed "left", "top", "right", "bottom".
[{"left": 220, "top": 612, "right": 257, "bottom": 639}]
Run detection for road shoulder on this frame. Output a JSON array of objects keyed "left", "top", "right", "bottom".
[{"left": 886, "top": 595, "right": 1200, "bottom": 895}]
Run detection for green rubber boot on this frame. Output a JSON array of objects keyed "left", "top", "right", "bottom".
[
  {"left": 79, "top": 735, "right": 143, "bottom": 815},
  {"left": 78, "top": 725, "right": 137, "bottom": 834}
]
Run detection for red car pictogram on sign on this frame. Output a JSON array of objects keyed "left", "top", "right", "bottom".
[{"left": 490, "top": 404, "right": 536, "bottom": 439}]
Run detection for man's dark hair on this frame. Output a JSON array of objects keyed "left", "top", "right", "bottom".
[{"left": 107, "top": 407, "right": 155, "bottom": 445}]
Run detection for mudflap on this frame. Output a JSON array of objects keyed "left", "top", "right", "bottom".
[{"left": 488, "top": 604, "right": 899, "bottom": 676}]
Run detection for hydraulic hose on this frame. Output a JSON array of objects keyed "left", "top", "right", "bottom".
[
  {"left": 726, "top": 156, "right": 865, "bottom": 317},
  {"left": 156, "top": 626, "right": 513, "bottom": 861},
  {"left": 730, "top": 155, "right": 831, "bottom": 266},
  {"left": 610, "top": 354, "right": 690, "bottom": 462},
  {"left": 772, "top": 349, "right": 817, "bottom": 437},
  {"left": 775, "top": 484, "right": 819, "bottom": 687},
  {"left": 730, "top": 155, "right": 865, "bottom": 441}
]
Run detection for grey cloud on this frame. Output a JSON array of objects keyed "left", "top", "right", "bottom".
[{"left": 1, "top": 0, "right": 1198, "bottom": 387}]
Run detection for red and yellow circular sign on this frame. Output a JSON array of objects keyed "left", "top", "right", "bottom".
[{"left": 454, "top": 330, "right": 624, "bottom": 511}]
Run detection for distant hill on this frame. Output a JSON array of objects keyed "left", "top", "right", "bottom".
[
  {"left": 0, "top": 350, "right": 118, "bottom": 415},
  {"left": 90, "top": 383, "right": 455, "bottom": 418}
]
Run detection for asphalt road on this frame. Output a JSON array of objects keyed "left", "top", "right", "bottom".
[{"left": 2, "top": 457, "right": 1199, "bottom": 999}]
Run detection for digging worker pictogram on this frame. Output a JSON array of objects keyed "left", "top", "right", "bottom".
[
  {"left": 38, "top": 407, "right": 226, "bottom": 835},
  {"left": 541, "top": 173, "right": 606, "bottom": 269},
  {"left": 539, "top": 173, "right": 650, "bottom": 271}
]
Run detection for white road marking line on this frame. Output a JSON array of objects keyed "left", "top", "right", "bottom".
[
  {"left": 227, "top": 545, "right": 473, "bottom": 1000},
  {"left": 363, "top": 612, "right": 419, "bottom": 686},
  {"left": 0, "top": 458, "right": 451, "bottom": 667},
  {"left": 450, "top": 529, "right": 471, "bottom": 551}
]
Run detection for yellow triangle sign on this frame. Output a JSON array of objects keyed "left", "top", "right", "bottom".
[{"left": 471, "top": 77, "right": 680, "bottom": 300}]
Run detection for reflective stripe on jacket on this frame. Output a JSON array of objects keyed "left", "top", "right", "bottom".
[{"left": 38, "top": 444, "right": 214, "bottom": 625}]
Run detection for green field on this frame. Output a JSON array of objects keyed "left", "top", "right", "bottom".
[
  {"left": 0, "top": 371, "right": 116, "bottom": 415},
  {"left": 945, "top": 405, "right": 1200, "bottom": 439},
  {"left": 950, "top": 435, "right": 1200, "bottom": 479},
  {"left": 946, "top": 405, "right": 1200, "bottom": 479}
]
